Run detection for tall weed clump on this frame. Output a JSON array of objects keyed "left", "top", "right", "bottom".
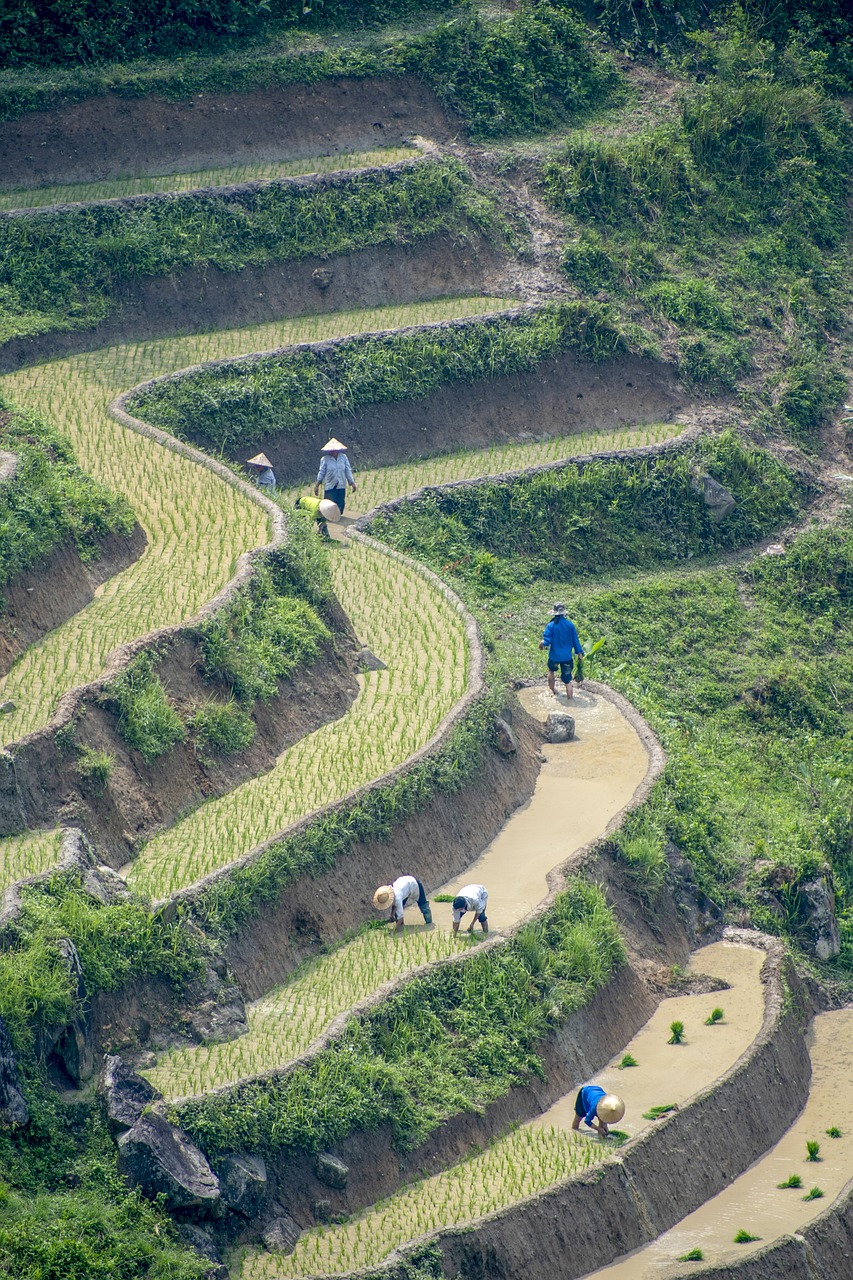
[
  {"left": 0, "top": 393, "right": 135, "bottom": 592},
  {"left": 106, "top": 651, "right": 186, "bottom": 763},
  {"left": 175, "top": 878, "right": 624, "bottom": 1158}
]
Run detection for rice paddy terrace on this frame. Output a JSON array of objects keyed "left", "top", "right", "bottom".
[{"left": 0, "top": 5, "right": 852, "bottom": 1280}]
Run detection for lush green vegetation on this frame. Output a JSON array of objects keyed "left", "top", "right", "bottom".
[
  {"left": 0, "top": 4, "right": 619, "bottom": 140},
  {"left": 369, "top": 432, "right": 801, "bottom": 584},
  {"left": 541, "top": 36, "right": 851, "bottom": 425},
  {"left": 105, "top": 650, "right": 187, "bottom": 764},
  {"left": 189, "top": 698, "right": 256, "bottom": 759},
  {"left": 176, "top": 877, "right": 624, "bottom": 1155},
  {"left": 0, "top": 393, "right": 135, "bottom": 593},
  {"left": 127, "top": 301, "right": 629, "bottom": 454},
  {"left": 0, "top": 159, "right": 495, "bottom": 344}
]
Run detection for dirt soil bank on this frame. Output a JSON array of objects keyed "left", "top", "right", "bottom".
[
  {"left": 0, "top": 523, "right": 147, "bottom": 677},
  {"left": 221, "top": 702, "right": 544, "bottom": 998},
  {"left": 409, "top": 944, "right": 812, "bottom": 1280},
  {"left": 0, "top": 619, "right": 358, "bottom": 865},
  {"left": 241, "top": 350, "right": 690, "bottom": 482},
  {"left": 0, "top": 77, "right": 459, "bottom": 190},
  {"left": 0, "top": 231, "right": 503, "bottom": 374}
]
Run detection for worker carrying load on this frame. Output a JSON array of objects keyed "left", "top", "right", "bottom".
[
  {"left": 451, "top": 884, "right": 489, "bottom": 935},
  {"left": 373, "top": 875, "right": 433, "bottom": 931},
  {"left": 314, "top": 437, "right": 357, "bottom": 514},
  {"left": 246, "top": 452, "right": 277, "bottom": 491},
  {"left": 571, "top": 1085, "right": 625, "bottom": 1137},
  {"left": 540, "top": 602, "right": 584, "bottom": 700}
]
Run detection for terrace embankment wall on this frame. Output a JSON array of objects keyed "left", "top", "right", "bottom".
[
  {"left": 0, "top": 522, "right": 147, "bottom": 676},
  {"left": 0, "top": 231, "right": 503, "bottom": 374},
  {"left": 398, "top": 947, "right": 813, "bottom": 1280},
  {"left": 0, "top": 618, "right": 359, "bottom": 864},
  {"left": 242, "top": 350, "right": 690, "bottom": 481},
  {"left": 223, "top": 702, "right": 545, "bottom": 997},
  {"left": 0, "top": 77, "right": 459, "bottom": 190}
]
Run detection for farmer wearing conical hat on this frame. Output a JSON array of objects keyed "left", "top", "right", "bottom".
[
  {"left": 451, "top": 884, "right": 489, "bottom": 935},
  {"left": 540, "top": 603, "right": 584, "bottom": 700},
  {"left": 246, "top": 452, "right": 276, "bottom": 491},
  {"left": 373, "top": 875, "right": 433, "bottom": 931},
  {"left": 314, "top": 437, "right": 356, "bottom": 514},
  {"left": 571, "top": 1086, "right": 625, "bottom": 1137}
]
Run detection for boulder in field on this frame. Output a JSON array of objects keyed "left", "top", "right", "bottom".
[{"left": 117, "top": 1111, "right": 221, "bottom": 1215}]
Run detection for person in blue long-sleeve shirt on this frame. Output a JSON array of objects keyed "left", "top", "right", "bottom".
[
  {"left": 314, "top": 436, "right": 356, "bottom": 514},
  {"left": 540, "top": 602, "right": 584, "bottom": 699}
]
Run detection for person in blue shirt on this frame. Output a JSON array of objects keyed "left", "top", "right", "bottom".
[
  {"left": 571, "top": 1086, "right": 624, "bottom": 1136},
  {"left": 314, "top": 437, "right": 356, "bottom": 514},
  {"left": 540, "top": 603, "right": 584, "bottom": 699}
]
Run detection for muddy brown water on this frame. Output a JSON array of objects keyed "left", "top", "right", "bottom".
[
  {"left": 584, "top": 1007, "right": 853, "bottom": 1279},
  {"left": 431, "top": 685, "right": 649, "bottom": 931}
]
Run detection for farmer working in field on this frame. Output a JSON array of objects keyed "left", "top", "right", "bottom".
[
  {"left": 294, "top": 493, "right": 342, "bottom": 538},
  {"left": 373, "top": 875, "right": 433, "bottom": 931},
  {"left": 571, "top": 1086, "right": 625, "bottom": 1137},
  {"left": 540, "top": 602, "right": 584, "bottom": 699},
  {"left": 246, "top": 452, "right": 277, "bottom": 491},
  {"left": 314, "top": 437, "right": 356, "bottom": 514},
  {"left": 451, "top": 884, "right": 489, "bottom": 935}
]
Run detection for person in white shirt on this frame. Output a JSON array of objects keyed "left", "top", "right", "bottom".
[
  {"left": 314, "top": 437, "right": 356, "bottom": 513},
  {"left": 373, "top": 875, "right": 433, "bottom": 931},
  {"left": 451, "top": 884, "right": 489, "bottom": 935}
]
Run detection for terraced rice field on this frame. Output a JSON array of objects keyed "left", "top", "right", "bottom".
[
  {"left": 240, "top": 941, "right": 766, "bottom": 1279},
  {"left": 0, "top": 829, "right": 63, "bottom": 889},
  {"left": 0, "top": 298, "right": 505, "bottom": 749},
  {"left": 126, "top": 535, "right": 469, "bottom": 897},
  {"left": 0, "top": 150, "right": 416, "bottom": 210}
]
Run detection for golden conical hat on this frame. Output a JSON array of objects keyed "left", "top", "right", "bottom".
[
  {"left": 373, "top": 885, "right": 394, "bottom": 910},
  {"left": 247, "top": 453, "right": 273, "bottom": 467},
  {"left": 318, "top": 499, "right": 342, "bottom": 522},
  {"left": 596, "top": 1094, "right": 625, "bottom": 1124},
  {"left": 321, "top": 437, "right": 348, "bottom": 452}
]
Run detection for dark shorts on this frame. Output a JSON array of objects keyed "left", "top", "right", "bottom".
[
  {"left": 574, "top": 1089, "right": 586, "bottom": 1119},
  {"left": 548, "top": 658, "right": 574, "bottom": 683},
  {"left": 324, "top": 486, "right": 346, "bottom": 514}
]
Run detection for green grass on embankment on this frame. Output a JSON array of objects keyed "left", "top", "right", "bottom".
[
  {"left": 125, "top": 301, "right": 634, "bottom": 454},
  {"left": 174, "top": 878, "right": 625, "bottom": 1157},
  {"left": 0, "top": 392, "right": 135, "bottom": 595},
  {"left": 0, "top": 159, "right": 497, "bottom": 345},
  {"left": 0, "top": 4, "right": 621, "bottom": 141}
]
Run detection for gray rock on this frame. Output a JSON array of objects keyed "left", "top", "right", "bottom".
[
  {"left": 355, "top": 647, "right": 386, "bottom": 672},
  {"left": 801, "top": 875, "right": 841, "bottom": 960},
  {"left": 0, "top": 1014, "right": 28, "bottom": 1127},
  {"left": 313, "top": 1199, "right": 332, "bottom": 1222},
  {"left": 311, "top": 268, "right": 334, "bottom": 290},
  {"left": 117, "top": 1111, "right": 221, "bottom": 1215},
  {"left": 83, "top": 865, "right": 131, "bottom": 906},
  {"left": 315, "top": 1152, "right": 349, "bottom": 1190},
  {"left": 49, "top": 939, "right": 94, "bottom": 1084},
  {"left": 0, "top": 700, "right": 15, "bottom": 713},
  {"left": 494, "top": 717, "right": 517, "bottom": 756},
  {"left": 219, "top": 1152, "right": 268, "bottom": 1219},
  {"left": 188, "top": 989, "right": 248, "bottom": 1044},
  {"left": 262, "top": 1214, "right": 301, "bottom": 1254},
  {"left": 176, "top": 1222, "right": 223, "bottom": 1266},
  {"left": 99, "top": 1055, "right": 161, "bottom": 1132},
  {"left": 546, "top": 711, "right": 575, "bottom": 744},
  {"left": 692, "top": 472, "right": 736, "bottom": 522}
]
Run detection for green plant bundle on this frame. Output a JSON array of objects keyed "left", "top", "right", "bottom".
[
  {"left": 778, "top": 1174, "right": 803, "bottom": 1188},
  {"left": 827, "top": 1126, "right": 842, "bottom": 1138},
  {"left": 803, "top": 1186, "right": 825, "bottom": 1200},
  {"left": 369, "top": 433, "right": 801, "bottom": 589},
  {"left": 0, "top": 393, "right": 135, "bottom": 593},
  {"left": 705, "top": 1007, "right": 725, "bottom": 1024},
  {"left": 642, "top": 1104, "right": 678, "bottom": 1120},
  {"left": 668, "top": 1019, "right": 686, "bottom": 1044},
  {"left": 806, "top": 1139, "right": 821, "bottom": 1161},
  {"left": 734, "top": 1229, "right": 760, "bottom": 1243},
  {"left": 126, "top": 302, "right": 627, "bottom": 455},
  {"left": 105, "top": 650, "right": 186, "bottom": 764},
  {"left": 0, "top": 160, "right": 493, "bottom": 345},
  {"left": 678, "top": 1250, "right": 704, "bottom": 1263},
  {"left": 175, "top": 878, "right": 625, "bottom": 1157},
  {"left": 617, "top": 1053, "right": 638, "bottom": 1069}
]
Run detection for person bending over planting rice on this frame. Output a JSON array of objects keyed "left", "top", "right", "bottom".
[
  {"left": 571, "top": 1086, "right": 625, "bottom": 1137},
  {"left": 540, "top": 603, "right": 584, "bottom": 699},
  {"left": 374, "top": 875, "right": 433, "bottom": 931},
  {"left": 314, "top": 437, "right": 356, "bottom": 514},
  {"left": 294, "top": 493, "right": 342, "bottom": 539},
  {"left": 451, "top": 884, "right": 489, "bottom": 935}
]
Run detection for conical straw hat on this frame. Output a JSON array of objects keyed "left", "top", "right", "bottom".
[
  {"left": 247, "top": 453, "right": 273, "bottom": 467},
  {"left": 318, "top": 498, "right": 342, "bottom": 522},
  {"left": 596, "top": 1094, "right": 625, "bottom": 1124},
  {"left": 321, "top": 437, "right": 348, "bottom": 452},
  {"left": 373, "top": 885, "right": 394, "bottom": 910}
]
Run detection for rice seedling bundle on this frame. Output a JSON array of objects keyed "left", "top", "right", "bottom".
[
  {"left": 128, "top": 534, "right": 468, "bottom": 896},
  {"left": 0, "top": 298, "right": 501, "bottom": 748},
  {"left": 0, "top": 150, "right": 415, "bottom": 213},
  {"left": 145, "top": 926, "right": 464, "bottom": 1099},
  {"left": 0, "top": 828, "right": 62, "bottom": 892},
  {"left": 241, "top": 1123, "right": 611, "bottom": 1278}
]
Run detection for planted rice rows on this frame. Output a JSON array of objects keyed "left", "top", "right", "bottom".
[
  {"left": 0, "top": 829, "right": 62, "bottom": 889},
  {"left": 0, "top": 150, "right": 416, "bottom": 212},
  {"left": 145, "top": 926, "right": 470, "bottom": 1099},
  {"left": 241, "top": 1125, "right": 610, "bottom": 1278},
  {"left": 127, "top": 536, "right": 468, "bottom": 897}
]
